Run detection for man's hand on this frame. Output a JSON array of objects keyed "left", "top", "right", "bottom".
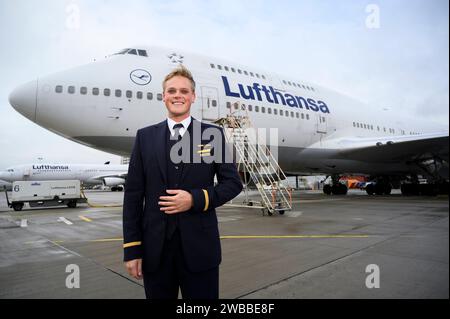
[
  {"left": 159, "top": 189, "right": 193, "bottom": 214},
  {"left": 125, "top": 258, "right": 142, "bottom": 280}
]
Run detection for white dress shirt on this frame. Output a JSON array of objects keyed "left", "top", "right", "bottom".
[{"left": 167, "top": 116, "right": 191, "bottom": 138}]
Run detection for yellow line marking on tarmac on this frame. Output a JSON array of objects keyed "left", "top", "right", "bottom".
[
  {"left": 45, "top": 234, "right": 370, "bottom": 245},
  {"left": 78, "top": 215, "right": 92, "bottom": 222},
  {"left": 220, "top": 235, "right": 369, "bottom": 239}
]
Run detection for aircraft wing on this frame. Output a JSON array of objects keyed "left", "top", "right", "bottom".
[{"left": 323, "top": 132, "right": 449, "bottom": 163}]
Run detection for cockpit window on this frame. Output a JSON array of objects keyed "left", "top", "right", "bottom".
[
  {"left": 112, "top": 48, "right": 148, "bottom": 57},
  {"left": 138, "top": 49, "right": 148, "bottom": 57}
]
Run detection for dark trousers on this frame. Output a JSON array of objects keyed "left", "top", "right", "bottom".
[{"left": 143, "top": 229, "right": 219, "bottom": 299}]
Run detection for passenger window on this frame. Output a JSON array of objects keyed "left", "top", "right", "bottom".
[
  {"left": 128, "top": 49, "right": 137, "bottom": 55},
  {"left": 104, "top": 88, "right": 111, "bottom": 96},
  {"left": 224, "top": 66, "right": 229, "bottom": 71},
  {"left": 92, "top": 88, "right": 99, "bottom": 96},
  {"left": 80, "top": 87, "right": 87, "bottom": 95},
  {"left": 137, "top": 91, "right": 143, "bottom": 99},
  {"left": 126, "top": 90, "right": 132, "bottom": 98},
  {"left": 248, "top": 105, "right": 252, "bottom": 111},
  {"left": 291, "top": 111, "right": 294, "bottom": 117},
  {"left": 217, "top": 65, "right": 222, "bottom": 70},
  {"left": 68, "top": 86, "right": 75, "bottom": 94},
  {"left": 212, "top": 100, "right": 217, "bottom": 107},
  {"left": 238, "top": 69, "right": 242, "bottom": 74},
  {"left": 210, "top": 63, "right": 215, "bottom": 69},
  {"left": 306, "top": 114, "right": 310, "bottom": 120},
  {"left": 157, "top": 93, "right": 163, "bottom": 101},
  {"left": 268, "top": 108, "right": 272, "bottom": 114},
  {"left": 55, "top": 85, "right": 63, "bottom": 93},
  {"left": 250, "top": 72, "right": 254, "bottom": 77},
  {"left": 262, "top": 75, "right": 266, "bottom": 80},
  {"left": 301, "top": 113, "right": 304, "bottom": 119},
  {"left": 115, "top": 89, "right": 122, "bottom": 98},
  {"left": 255, "top": 105, "right": 259, "bottom": 112},
  {"left": 244, "top": 71, "right": 248, "bottom": 75},
  {"left": 147, "top": 92, "right": 153, "bottom": 100},
  {"left": 296, "top": 113, "right": 299, "bottom": 118},
  {"left": 231, "top": 67, "right": 235, "bottom": 72},
  {"left": 274, "top": 109, "right": 277, "bottom": 115},
  {"left": 226, "top": 102, "right": 231, "bottom": 109},
  {"left": 280, "top": 110, "right": 283, "bottom": 116}
]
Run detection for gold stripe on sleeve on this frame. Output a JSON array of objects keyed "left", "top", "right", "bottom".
[
  {"left": 123, "top": 241, "right": 142, "bottom": 248},
  {"left": 202, "top": 189, "right": 209, "bottom": 212}
]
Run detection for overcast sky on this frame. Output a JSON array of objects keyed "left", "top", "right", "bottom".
[{"left": 0, "top": 0, "right": 448, "bottom": 169}]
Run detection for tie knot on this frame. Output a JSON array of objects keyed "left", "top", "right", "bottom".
[{"left": 172, "top": 123, "right": 183, "bottom": 141}]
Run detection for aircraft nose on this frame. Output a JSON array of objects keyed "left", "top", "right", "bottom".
[
  {"left": 0, "top": 171, "right": 8, "bottom": 181},
  {"left": 9, "top": 79, "right": 38, "bottom": 122}
]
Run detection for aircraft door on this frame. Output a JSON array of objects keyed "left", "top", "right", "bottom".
[
  {"left": 316, "top": 114, "right": 327, "bottom": 134},
  {"left": 201, "top": 86, "right": 219, "bottom": 121}
]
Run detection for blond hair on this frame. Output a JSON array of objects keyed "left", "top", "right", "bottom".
[{"left": 162, "top": 65, "right": 196, "bottom": 92}]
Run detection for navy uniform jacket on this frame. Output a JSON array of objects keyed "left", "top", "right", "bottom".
[{"left": 123, "top": 118, "right": 243, "bottom": 273}]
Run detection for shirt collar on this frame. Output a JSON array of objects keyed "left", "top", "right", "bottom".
[{"left": 167, "top": 116, "right": 191, "bottom": 137}]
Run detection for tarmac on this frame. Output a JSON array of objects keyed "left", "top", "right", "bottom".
[{"left": 0, "top": 189, "right": 448, "bottom": 299}]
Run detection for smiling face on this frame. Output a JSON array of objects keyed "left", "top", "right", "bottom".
[{"left": 163, "top": 75, "right": 196, "bottom": 122}]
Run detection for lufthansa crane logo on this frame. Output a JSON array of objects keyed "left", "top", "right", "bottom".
[{"left": 130, "top": 69, "right": 152, "bottom": 86}]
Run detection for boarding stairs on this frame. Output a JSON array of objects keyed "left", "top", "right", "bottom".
[{"left": 214, "top": 104, "right": 292, "bottom": 216}]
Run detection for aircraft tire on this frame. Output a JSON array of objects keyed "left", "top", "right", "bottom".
[
  {"left": 331, "top": 183, "right": 347, "bottom": 195},
  {"left": 366, "top": 184, "right": 375, "bottom": 195},
  {"left": 323, "top": 184, "right": 332, "bottom": 195}
]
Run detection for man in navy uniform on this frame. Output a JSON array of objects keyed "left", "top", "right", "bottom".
[{"left": 123, "top": 65, "right": 242, "bottom": 299}]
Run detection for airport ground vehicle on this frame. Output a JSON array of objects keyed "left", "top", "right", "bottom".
[{"left": 4, "top": 180, "right": 87, "bottom": 211}]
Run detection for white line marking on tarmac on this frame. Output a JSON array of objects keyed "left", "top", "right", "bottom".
[
  {"left": 20, "top": 219, "right": 28, "bottom": 227},
  {"left": 58, "top": 217, "right": 73, "bottom": 225}
]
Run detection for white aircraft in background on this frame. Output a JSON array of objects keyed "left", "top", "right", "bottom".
[
  {"left": 0, "top": 162, "right": 127, "bottom": 191},
  {"left": 8, "top": 45, "right": 449, "bottom": 196}
]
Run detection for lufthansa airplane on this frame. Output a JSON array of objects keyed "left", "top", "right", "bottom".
[
  {"left": 0, "top": 163, "right": 127, "bottom": 191},
  {"left": 8, "top": 46, "right": 449, "bottom": 195}
]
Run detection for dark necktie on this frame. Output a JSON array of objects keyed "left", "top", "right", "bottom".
[
  {"left": 166, "top": 123, "right": 184, "bottom": 240},
  {"left": 172, "top": 123, "right": 183, "bottom": 141}
]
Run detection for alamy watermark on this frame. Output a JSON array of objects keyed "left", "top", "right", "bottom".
[
  {"left": 65, "top": 264, "right": 80, "bottom": 289},
  {"left": 168, "top": 123, "right": 279, "bottom": 165},
  {"left": 365, "top": 4, "right": 381, "bottom": 29},
  {"left": 365, "top": 264, "right": 380, "bottom": 289},
  {"left": 65, "top": 2, "right": 80, "bottom": 30}
]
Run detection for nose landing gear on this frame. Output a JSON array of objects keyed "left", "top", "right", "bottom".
[{"left": 323, "top": 175, "right": 348, "bottom": 195}]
